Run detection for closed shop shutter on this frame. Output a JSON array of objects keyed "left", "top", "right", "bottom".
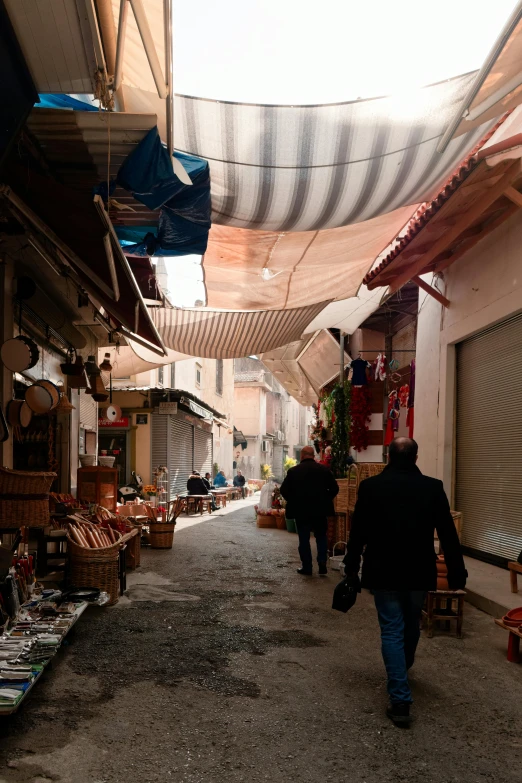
[
  {"left": 169, "top": 416, "right": 193, "bottom": 496},
  {"left": 456, "top": 313, "right": 522, "bottom": 562},
  {"left": 194, "top": 427, "right": 213, "bottom": 477},
  {"left": 151, "top": 414, "right": 169, "bottom": 494},
  {"left": 79, "top": 390, "right": 97, "bottom": 433}
]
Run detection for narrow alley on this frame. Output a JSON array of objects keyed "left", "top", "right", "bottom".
[{"left": 0, "top": 499, "right": 520, "bottom": 783}]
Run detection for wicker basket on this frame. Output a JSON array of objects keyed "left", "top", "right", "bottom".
[
  {"left": 67, "top": 533, "right": 122, "bottom": 606},
  {"left": 256, "top": 513, "right": 277, "bottom": 528},
  {"left": 0, "top": 467, "right": 56, "bottom": 528},
  {"left": 275, "top": 513, "right": 286, "bottom": 530},
  {"left": 148, "top": 521, "right": 175, "bottom": 549},
  {"left": 334, "top": 478, "right": 349, "bottom": 513}
]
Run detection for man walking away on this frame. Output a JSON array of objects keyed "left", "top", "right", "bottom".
[
  {"left": 343, "top": 438, "right": 466, "bottom": 726},
  {"left": 280, "top": 446, "right": 339, "bottom": 576},
  {"left": 233, "top": 470, "right": 246, "bottom": 498}
]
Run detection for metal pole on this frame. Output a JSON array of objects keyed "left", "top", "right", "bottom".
[
  {"left": 163, "top": 0, "right": 192, "bottom": 185},
  {"left": 437, "top": 1, "right": 522, "bottom": 154},
  {"left": 339, "top": 330, "right": 345, "bottom": 385}
]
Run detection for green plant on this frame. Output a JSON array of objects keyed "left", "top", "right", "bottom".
[
  {"left": 213, "top": 462, "right": 219, "bottom": 478},
  {"left": 261, "top": 463, "right": 274, "bottom": 481},
  {"left": 331, "top": 380, "right": 352, "bottom": 478},
  {"left": 284, "top": 456, "right": 297, "bottom": 475}
]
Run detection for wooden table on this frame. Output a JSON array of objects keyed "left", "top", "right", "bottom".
[
  {"left": 182, "top": 495, "right": 213, "bottom": 515},
  {"left": 494, "top": 619, "right": 522, "bottom": 663}
]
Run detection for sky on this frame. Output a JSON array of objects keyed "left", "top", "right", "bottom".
[
  {"left": 166, "top": 0, "right": 518, "bottom": 307},
  {"left": 173, "top": 0, "right": 518, "bottom": 104}
]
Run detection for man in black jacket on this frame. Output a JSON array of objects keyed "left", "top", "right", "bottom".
[
  {"left": 233, "top": 470, "right": 247, "bottom": 498},
  {"left": 343, "top": 438, "right": 466, "bottom": 726},
  {"left": 280, "top": 446, "right": 339, "bottom": 576}
]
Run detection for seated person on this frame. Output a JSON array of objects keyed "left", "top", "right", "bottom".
[
  {"left": 213, "top": 470, "right": 228, "bottom": 488},
  {"left": 187, "top": 471, "right": 216, "bottom": 511},
  {"left": 203, "top": 472, "right": 214, "bottom": 491},
  {"left": 233, "top": 470, "right": 247, "bottom": 498}
]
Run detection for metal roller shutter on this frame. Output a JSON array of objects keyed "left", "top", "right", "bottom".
[
  {"left": 169, "top": 416, "right": 193, "bottom": 496},
  {"left": 194, "top": 427, "right": 213, "bottom": 477},
  {"left": 456, "top": 313, "right": 522, "bottom": 562},
  {"left": 151, "top": 414, "right": 169, "bottom": 495},
  {"left": 79, "top": 390, "right": 97, "bottom": 433}
]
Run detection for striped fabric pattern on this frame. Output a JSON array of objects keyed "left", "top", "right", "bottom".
[
  {"left": 152, "top": 303, "right": 327, "bottom": 359},
  {"left": 174, "top": 74, "right": 493, "bottom": 232}
]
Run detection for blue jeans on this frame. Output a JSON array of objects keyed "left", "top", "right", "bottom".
[
  {"left": 373, "top": 590, "right": 426, "bottom": 705},
  {"left": 295, "top": 520, "right": 328, "bottom": 569}
]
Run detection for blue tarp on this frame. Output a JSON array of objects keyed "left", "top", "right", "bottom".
[
  {"left": 36, "top": 94, "right": 98, "bottom": 111},
  {"left": 115, "top": 127, "right": 211, "bottom": 257}
]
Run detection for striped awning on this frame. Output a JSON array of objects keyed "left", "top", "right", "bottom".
[
  {"left": 173, "top": 77, "right": 493, "bottom": 233},
  {"left": 152, "top": 303, "right": 327, "bottom": 359}
]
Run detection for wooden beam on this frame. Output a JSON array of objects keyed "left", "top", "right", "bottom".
[
  {"left": 370, "top": 159, "right": 522, "bottom": 295},
  {"left": 412, "top": 276, "right": 450, "bottom": 308},
  {"left": 504, "top": 185, "right": 522, "bottom": 209},
  {"left": 431, "top": 203, "right": 519, "bottom": 274}
]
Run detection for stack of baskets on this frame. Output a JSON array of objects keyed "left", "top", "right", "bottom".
[
  {"left": 67, "top": 532, "right": 122, "bottom": 606},
  {"left": 0, "top": 467, "right": 56, "bottom": 528}
]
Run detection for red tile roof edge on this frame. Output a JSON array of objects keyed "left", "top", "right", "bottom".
[{"left": 363, "top": 114, "right": 512, "bottom": 286}]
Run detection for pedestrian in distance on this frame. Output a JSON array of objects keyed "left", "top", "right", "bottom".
[
  {"left": 233, "top": 469, "right": 246, "bottom": 498},
  {"left": 343, "top": 437, "right": 467, "bottom": 727},
  {"left": 280, "top": 445, "right": 339, "bottom": 576},
  {"left": 213, "top": 470, "right": 228, "bottom": 488}
]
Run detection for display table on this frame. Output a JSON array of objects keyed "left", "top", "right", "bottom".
[{"left": 0, "top": 601, "right": 89, "bottom": 715}]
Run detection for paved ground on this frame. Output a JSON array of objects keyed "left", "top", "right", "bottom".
[{"left": 0, "top": 498, "right": 521, "bottom": 783}]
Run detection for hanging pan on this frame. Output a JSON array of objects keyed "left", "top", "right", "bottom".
[
  {"left": 25, "top": 383, "right": 53, "bottom": 414},
  {"left": 19, "top": 402, "right": 33, "bottom": 428},
  {"left": 0, "top": 336, "right": 39, "bottom": 373},
  {"left": 35, "top": 379, "right": 60, "bottom": 409}
]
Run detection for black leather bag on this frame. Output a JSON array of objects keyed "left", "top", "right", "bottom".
[{"left": 332, "top": 575, "right": 361, "bottom": 613}]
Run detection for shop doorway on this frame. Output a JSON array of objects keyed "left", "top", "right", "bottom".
[{"left": 98, "top": 431, "right": 129, "bottom": 485}]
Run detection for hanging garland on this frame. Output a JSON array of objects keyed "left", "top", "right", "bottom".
[
  {"left": 331, "top": 381, "right": 352, "bottom": 478},
  {"left": 350, "top": 385, "right": 372, "bottom": 452}
]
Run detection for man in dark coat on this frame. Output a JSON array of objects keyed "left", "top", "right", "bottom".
[
  {"left": 343, "top": 437, "right": 466, "bottom": 726},
  {"left": 280, "top": 446, "right": 339, "bottom": 576},
  {"left": 233, "top": 470, "right": 247, "bottom": 498}
]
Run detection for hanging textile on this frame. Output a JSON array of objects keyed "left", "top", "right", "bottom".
[
  {"left": 407, "top": 359, "right": 416, "bottom": 439},
  {"left": 117, "top": 127, "right": 211, "bottom": 256}
]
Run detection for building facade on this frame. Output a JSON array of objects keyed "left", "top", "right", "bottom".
[{"left": 234, "top": 358, "right": 311, "bottom": 481}]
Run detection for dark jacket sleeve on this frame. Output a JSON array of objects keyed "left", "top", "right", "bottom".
[
  {"left": 434, "top": 481, "right": 467, "bottom": 589},
  {"left": 343, "top": 480, "right": 369, "bottom": 575}
]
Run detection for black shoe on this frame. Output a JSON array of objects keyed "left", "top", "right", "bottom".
[
  {"left": 318, "top": 562, "right": 328, "bottom": 576},
  {"left": 297, "top": 567, "right": 313, "bottom": 576},
  {"left": 386, "top": 702, "right": 412, "bottom": 726}
]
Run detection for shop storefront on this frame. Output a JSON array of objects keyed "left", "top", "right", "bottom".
[{"left": 455, "top": 314, "right": 522, "bottom": 563}]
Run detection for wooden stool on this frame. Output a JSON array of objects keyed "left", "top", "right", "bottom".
[
  {"left": 422, "top": 590, "right": 465, "bottom": 639},
  {"left": 508, "top": 561, "right": 522, "bottom": 593}
]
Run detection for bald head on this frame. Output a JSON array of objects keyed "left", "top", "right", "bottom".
[
  {"left": 300, "top": 446, "right": 315, "bottom": 461},
  {"left": 389, "top": 437, "right": 418, "bottom": 465}
]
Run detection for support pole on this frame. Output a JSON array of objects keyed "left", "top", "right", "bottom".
[{"left": 339, "top": 330, "right": 344, "bottom": 385}]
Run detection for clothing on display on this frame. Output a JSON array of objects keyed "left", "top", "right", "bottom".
[
  {"left": 407, "top": 359, "right": 416, "bottom": 438},
  {"left": 373, "top": 354, "right": 387, "bottom": 382},
  {"left": 350, "top": 358, "right": 371, "bottom": 386}
]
